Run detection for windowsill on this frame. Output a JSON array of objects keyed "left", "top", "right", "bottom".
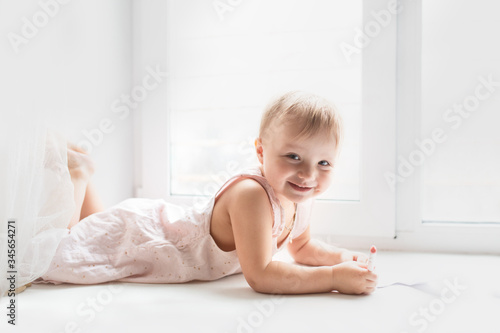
[{"left": 313, "top": 224, "right": 500, "bottom": 255}]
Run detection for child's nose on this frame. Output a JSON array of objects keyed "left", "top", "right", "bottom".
[{"left": 297, "top": 165, "right": 315, "bottom": 180}]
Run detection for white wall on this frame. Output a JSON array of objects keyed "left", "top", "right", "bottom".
[
  {"left": 131, "top": 0, "right": 168, "bottom": 199},
  {"left": 0, "top": 0, "right": 133, "bottom": 207}
]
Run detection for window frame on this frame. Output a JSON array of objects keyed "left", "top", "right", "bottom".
[
  {"left": 392, "top": 0, "right": 500, "bottom": 254},
  {"left": 136, "top": 0, "right": 500, "bottom": 254},
  {"left": 140, "top": 0, "right": 398, "bottom": 236},
  {"left": 151, "top": 0, "right": 397, "bottom": 239},
  {"left": 311, "top": 0, "right": 397, "bottom": 238}
]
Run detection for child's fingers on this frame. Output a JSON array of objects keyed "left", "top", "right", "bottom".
[
  {"left": 355, "top": 253, "right": 369, "bottom": 264},
  {"left": 354, "top": 261, "right": 368, "bottom": 269},
  {"left": 363, "top": 286, "right": 376, "bottom": 294},
  {"left": 366, "top": 271, "right": 378, "bottom": 283},
  {"left": 365, "top": 278, "right": 378, "bottom": 294},
  {"left": 353, "top": 261, "right": 379, "bottom": 280}
]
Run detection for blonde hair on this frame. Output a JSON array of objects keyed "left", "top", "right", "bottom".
[{"left": 259, "top": 91, "right": 344, "bottom": 152}]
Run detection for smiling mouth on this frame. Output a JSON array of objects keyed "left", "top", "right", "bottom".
[{"left": 288, "top": 181, "right": 313, "bottom": 192}]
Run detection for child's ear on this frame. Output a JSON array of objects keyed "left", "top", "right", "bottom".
[{"left": 255, "top": 138, "right": 264, "bottom": 164}]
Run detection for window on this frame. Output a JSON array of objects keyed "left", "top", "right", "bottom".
[
  {"left": 166, "top": 0, "right": 362, "bottom": 202},
  {"left": 140, "top": 0, "right": 499, "bottom": 252},
  {"left": 395, "top": 0, "right": 500, "bottom": 253},
  {"left": 156, "top": 0, "right": 397, "bottom": 238},
  {"left": 420, "top": 0, "right": 500, "bottom": 224}
]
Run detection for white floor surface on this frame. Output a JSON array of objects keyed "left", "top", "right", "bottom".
[{"left": 1, "top": 250, "right": 499, "bottom": 333}]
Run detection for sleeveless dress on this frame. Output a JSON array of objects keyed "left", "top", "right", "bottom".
[{"left": 34, "top": 167, "right": 313, "bottom": 285}]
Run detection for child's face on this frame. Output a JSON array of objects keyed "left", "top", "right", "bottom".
[{"left": 256, "top": 120, "right": 338, "bottom": 204}]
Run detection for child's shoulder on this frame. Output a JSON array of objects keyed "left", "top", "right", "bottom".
[
  {"left": 226, "top": 177, "right": 268, "bottom": 199},
  {"left": 219, "top": 177, "right": 271, "bottom": 211},
  {"left": 216, "top": 177, "right": 275, "bottom": 232}
]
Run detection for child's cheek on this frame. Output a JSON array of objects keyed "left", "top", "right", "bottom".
[
  {"left": 318, "top": 173, "right": 333, "bottom": 190},
  {"left": 280, "top": 161, "right": 297, "bottom": 174},
  {"left": 274, "top": 157, "right": 291, "bottom": 170}
]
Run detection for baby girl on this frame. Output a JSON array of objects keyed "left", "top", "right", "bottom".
[{"left": 35, "top": 91, "right": 378, "bottom": 295}]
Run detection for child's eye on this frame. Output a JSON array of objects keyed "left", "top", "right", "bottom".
[
  {"left": 318, "top": 160, "right": 330, "bottom": 167},
  {"left": 287, "top": 154, "right": 300, "bottom": 160}
]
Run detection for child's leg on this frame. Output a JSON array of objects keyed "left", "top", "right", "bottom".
[
  {"left": 79, "top": 181, "right": 104, "bottom": 221},
  {"left": 67, "top": 148, "right": 95, "bottom": 229}
]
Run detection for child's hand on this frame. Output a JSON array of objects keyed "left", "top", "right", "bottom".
[
  {"left": 339, "top": 249, "right": 369, "bottom": 264},
  {"left": 331, "top": 261, "right": 378, "bottom": 295}
]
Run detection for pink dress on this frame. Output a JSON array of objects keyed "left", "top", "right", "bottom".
[{"left": 34, "top": 167, "right": 312, "bottom": 285}]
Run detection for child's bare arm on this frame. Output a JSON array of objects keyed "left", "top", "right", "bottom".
[
  {"left": 229, "top": 180, "right": 376, "bottom": 295},
  {"left": 229, "top": 180, "right": 334, "bottom": 294},
  {"left": 287, "top": 227, "right": 368, "bottom": 266}
]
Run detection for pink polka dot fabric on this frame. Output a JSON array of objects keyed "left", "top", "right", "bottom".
[{"left": 34, "top": 168, "right": 312, "bottom": 285}]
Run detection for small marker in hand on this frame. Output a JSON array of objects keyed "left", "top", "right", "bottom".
[{"left": 367, "top": 245, "right": 377, "bottom": 271}]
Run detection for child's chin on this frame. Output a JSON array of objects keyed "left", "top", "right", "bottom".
[
  {"left": 297, "top": 190, "right": 324, "bottom": 202},
  {"left": 287, "top": 193, "right": 314, "bottom": 203}
]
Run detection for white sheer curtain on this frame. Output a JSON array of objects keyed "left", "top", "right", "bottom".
[
  {"left": 0, "top": 0, "right": 132, "bottom": 298},
  {"left": 0, "top": 115, "right": 74, "bottom": 298}
]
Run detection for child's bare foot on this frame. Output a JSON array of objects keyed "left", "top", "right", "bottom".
[
  {"left": 2, "top": 283, "right": 31, "bottom": 297},
  {"left": 68, "top": 142, "right": 89, "bottom": 155},
  {"left": 67, "top": 147, "right": 95, "bottom": 181}
]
